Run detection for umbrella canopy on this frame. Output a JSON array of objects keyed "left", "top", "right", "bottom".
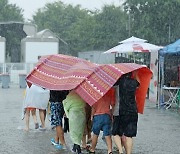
[
  {"left": 26, "top": 54, "right": 152, "bottom": 114},
  {"left": 119, "top": 36, "right": 147, "bottom": 44},
  {"left": 160, "top": 39, "right": 180, "bottom": 55},
  {"left": 26, "top": 54, "right": 98, "bottom": 90},
  {"left": 104, "top": 36, "right": 162, "bottom": 54},
  {"left": 75, "top": 63, "right": 152, "bottom": 113}
]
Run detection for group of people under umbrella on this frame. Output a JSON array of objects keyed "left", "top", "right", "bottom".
[{"left": 22, "top": 54, "right": 152, "bottom": 154}]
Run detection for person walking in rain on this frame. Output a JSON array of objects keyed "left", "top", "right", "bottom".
[
  {"left": 22, "top": 84, "right": 50, "bottom": 131},
  {"left": 116, "top": 72, "right": 140, "bottom": 154},
  {"left": 112, "top": 84, "right": 124, "bottom": 154},
  {"left": 88, "top": 87, "right": 115, "bottom": 154},
  {"left": 63, "top": 90, "right": 86, "bottom": 154},
  {"left": 50, "top": 90, "right": 69, "bottom": 150}
]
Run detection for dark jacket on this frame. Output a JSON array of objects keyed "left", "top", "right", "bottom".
[
  {"left": 118, "top": 76, "right": 139, "bottom": 115},
  {"left": 49, "top": 90, "right": 69, "bottom": 102}
]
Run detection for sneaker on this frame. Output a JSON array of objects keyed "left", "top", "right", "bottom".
[
  {"left": 71, "top": 149, "right": 76, "bottom": 153},
  {"left": 35, "top": 123, "right": 39, "bottom": 129},
  {"left": 71, "top": 148, "right": 82, "bottom": 154},
  {"left": 51, "top": 138, "right": 59, "bottom": 146},
  {"left": 39, "top": 125, "right": 46, "bottom": 131},
  {"left": 61, "top": 145, "right": 67, "bottom": 150},
  {"left": 55, "top": 144, "right": 63, "bottom": 150}
]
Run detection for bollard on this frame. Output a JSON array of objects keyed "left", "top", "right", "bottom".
[
  {"left": 1, "top": 74, "right": 10, "bottom": 88},
  {"left": 19, "top": 74, "right": 27, "bottom": 88}
]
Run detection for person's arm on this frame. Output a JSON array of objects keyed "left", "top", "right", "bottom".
[
  {"left": 91, "top": 106, "right": 95, "bottom": 121},
  {"left": 109, "top": 88, "right": 116, "bottom": 119}
]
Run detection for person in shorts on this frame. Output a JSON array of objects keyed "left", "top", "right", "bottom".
[
  {"left": 111, "top": 85, "right": 124, "bottom": 154},
  {"left": 89, "top": 88, "right": 115, "bottom": 154},
  {"left": 50, "top": 90, "right": 69, "bottom": 150},
  {"left": 117, "top": 72, "right": 140, "bottom": 154}
]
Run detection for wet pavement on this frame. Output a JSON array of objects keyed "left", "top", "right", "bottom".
[{"left": 0, "top": 85, "right": 180, "bottom": 154}]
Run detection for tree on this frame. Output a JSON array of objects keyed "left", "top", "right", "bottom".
[
  {"left": 123, "top": 0, "right": 180, "bottom": 45},
  {"left": 0, "top": 0, "right": 24, "bottom": 62},
  {"left": 66, "top": 14, "right": 98, "bottom": 54},
  {"left": 0, "top": 0, "right": 24, "bottom": 22},
  {"left": 32, "top": 1, "right": 91, "bottom": 55},
  {"left": 93, "top": 5, "right": 128, "bottom": 50},
  {"left": 32, "top": 2, "right": 128, "bottom": 55}
]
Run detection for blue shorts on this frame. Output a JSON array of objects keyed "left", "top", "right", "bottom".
[
  {"left": 50, "top": 102, "right": 64, "bottom": 126},
  {"left": 92, "top": 114, "right": 112, "bottom": 136}
]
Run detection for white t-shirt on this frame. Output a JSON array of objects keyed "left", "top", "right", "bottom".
[{"left": 23, "top": 84, "right": 50, "bottom": 109}]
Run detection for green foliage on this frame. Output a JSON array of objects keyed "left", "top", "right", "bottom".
[
  {"left": 30, "top": 0, "right": 180, "bottom": 55},
  {"left": 32, "top": 2, "right": 90, "bottom": 55},
  {"left": 93, "top": 5, "right": 127, "bottom": 50},
  {"left": 66, "top": 15, "right": 97, "bottom": 55},
  {"left": 0, "top": 0, "right": 180, "bottom": 60},
  {"left": 0, "top": 0, "right": 24, "bottom": 62},
  {"left": 32, "top": 2, "right": 128, "bottom": 55},
  {"left": 123, "top": 0, "right": 180, "bottom": 45},
  {"left": 0, "top": 0, "right": 24, "bottom": 22}
]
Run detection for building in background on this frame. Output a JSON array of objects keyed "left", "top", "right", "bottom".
[
  {"left": 0, "top": 36, "right": 5, "bottom": 63},
  {"left": 21, "top": 29, "right": 59, "bottom": 63}
]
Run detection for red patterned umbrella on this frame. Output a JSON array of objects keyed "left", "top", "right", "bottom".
[
  {"left": 26, "top": 54, "right": 152, "bottom": 113},
  {"left": 26, "top": 54, "right": 98, "bottom": 90}
]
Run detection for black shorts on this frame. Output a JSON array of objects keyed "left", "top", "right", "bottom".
[
  {"left": 112, "top": 114, "right": 138, "bottom": 137},
  {"left": 112, "top": 116, "right": 121, "bottom": 136}
]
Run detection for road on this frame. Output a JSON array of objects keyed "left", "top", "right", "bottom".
[{"left": 0, "top": 85, "right": 180, "bottom": 154}]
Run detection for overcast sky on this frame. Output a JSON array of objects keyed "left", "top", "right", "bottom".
[{"left": 8, "top": 0, "right": 124, "bottom": 20}]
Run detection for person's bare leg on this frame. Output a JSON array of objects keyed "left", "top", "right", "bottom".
[
  {"left": 82, "top": 134, "right": 87, "bottom": 148},
  {"left": 24, "top": 109, "right": 30, "bottom": 131},
  {"left": 123, "top": 136, "right": 133, "bottom": 154},
  {"left": 105, "top": 135, "right": 112, "bottom": 154},
  {"left": 113, "top": 135, "right": 123, "bottom": 153},
  {"left": 31, "top": 109, "right": 38, "bottom": 124},
  {"left": 90, "top": 134, "right": 98, "bottom": 152},
  {"left": 87, "top": 131, "right": 92, "bottom": 143},
  {"left": 56, "top": 125, "right": 66, "bottom": 145},
  {"left": 39, "top": 109, "right": 46, "bottom": 128},
  {"left": 43, "top": 109, "right": 46, "bottom": 121}
]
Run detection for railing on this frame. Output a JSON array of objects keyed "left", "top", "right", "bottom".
[{"left": 0, "top": 63, "right": 36, "bottom": 84}]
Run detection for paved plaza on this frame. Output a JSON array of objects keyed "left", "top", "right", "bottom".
[{"left": 0, "top": 85, "right": 180, "bottom": 154}]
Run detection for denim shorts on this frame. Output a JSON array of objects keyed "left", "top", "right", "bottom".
[
  {"left": 92, "top": 114, "right": 112, "bottom": 136},
  {"left": 50, "top": 102, "right": 64, "bottom": 126}
]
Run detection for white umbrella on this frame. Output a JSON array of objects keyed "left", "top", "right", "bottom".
[
  {"left": 104, "top": 36, "right": 162, "bottom": 54},
  {"left": 119, "top": 36, "right": 147, "bottom": 44}
]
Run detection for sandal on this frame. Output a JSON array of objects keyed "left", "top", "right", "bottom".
[
  {"left": 85, "top": 145, "right": 90, "bottom": 151},
  {"left": 109, "top": 152, "right": 113, "bottom": 154},
  {"left": 87, "top": 147, "right": 95, "bottom": 153}
]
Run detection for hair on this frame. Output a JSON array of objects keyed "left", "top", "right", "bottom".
[{"left": 123, "top": 72, "right": 132, "bottom": 78}]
